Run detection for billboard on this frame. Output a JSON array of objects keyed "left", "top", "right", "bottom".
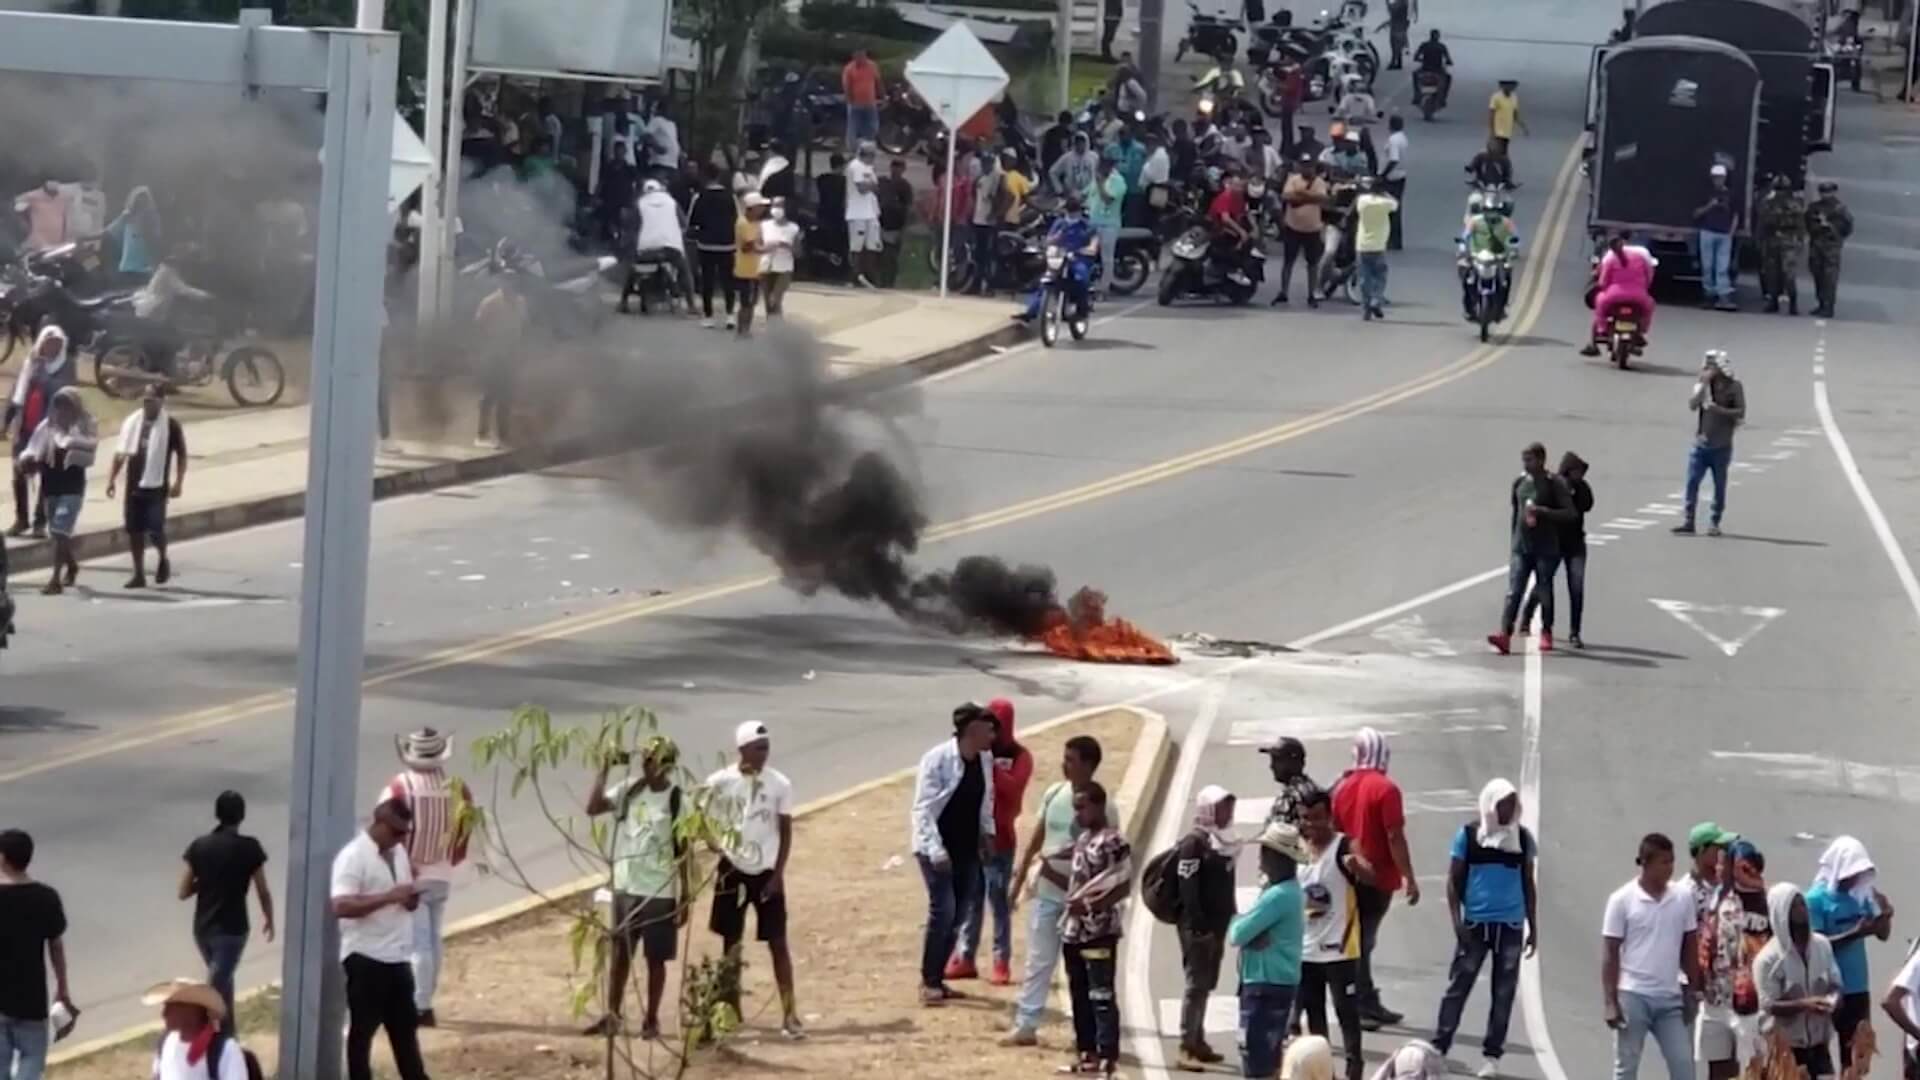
[{"left": 469, "top": 0, "right": 674, "bottom": 82}]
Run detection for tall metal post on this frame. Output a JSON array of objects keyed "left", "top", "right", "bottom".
[
  {"left": 277, "top": 30, "right": 398, "bottom": 1080},
  {"left": 938, "top": 132, "right": 957, "bottom": 297},
  {"left": 1138, "top": 0, "right": 1165, "bottom": 112},
  {"left": 418, "top": 0, "right": 451, "bottom": 325},
  {"left": 1057, "top": 0, "right": 1074, "bottom": 112},
  {"left": 440, "top": 0, "right": 476, "bottom": 315},
  {"left": 356, "top": 0, "right": 385, "bottom": 29}
]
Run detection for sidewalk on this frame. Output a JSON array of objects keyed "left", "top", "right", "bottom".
[{"left": 3, "top": 284, "right": 1021, "bottom": 578}]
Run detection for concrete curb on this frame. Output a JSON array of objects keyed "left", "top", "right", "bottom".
[
  {"left": 11, "top": 318, "right": 1031, "bottom": 578},
  {"left": 47, "top": 699, "right": 1170, "bottom": 1069}
]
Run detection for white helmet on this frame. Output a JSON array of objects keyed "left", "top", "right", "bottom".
[{"left": 1466, "top": 191, "right": 1485, "bottom": 211}]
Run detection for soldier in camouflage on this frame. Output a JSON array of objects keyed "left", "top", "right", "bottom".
[
  {"left": 1804, "top": 181, "right": 1854, "bottom": 319},
  {"left": 1755, "top": 174, "right": 1807, "bottom": 315}
]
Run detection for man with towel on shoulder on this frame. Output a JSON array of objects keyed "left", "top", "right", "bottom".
[{"left": 106, "top": 383, "right": 187, "bottom": 589}]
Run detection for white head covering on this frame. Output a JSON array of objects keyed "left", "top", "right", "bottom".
[
  {"left": 1193, "top": 784, "right": 1240, "bottom": 854},
  {"left": 1476, "top": 778, "right": 1522, "bottom": 853},
  {"left": 1281, "top": 1035, "right": 1334, "bottom": 1080},
  {"left": 1813, "top": 836, "right": 1876, "bottom": 904},
  {"left": 1370, "top": 1040, "right": 1448, "bottom": 1080},
  {"left": 1352, "top": 727, "right": 1390, "bottom": 772}
]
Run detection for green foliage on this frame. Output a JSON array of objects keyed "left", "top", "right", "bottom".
[{"left": 799, "top": 0, "right": 914, "bottom": 36}]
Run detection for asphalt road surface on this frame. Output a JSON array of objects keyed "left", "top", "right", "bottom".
[{"left": 11, "top": 0, "right": 1920, "bottom": 1073}]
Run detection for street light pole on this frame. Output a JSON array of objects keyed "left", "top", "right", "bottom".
[
  {"left": 356, "top": 0, "right": 385, "bottom": 29},
  {"left": 418, "top": 0, "right": 450, "bottom": 326},
  {"left": 1138, "top": 0, "right": 1165, "bottom": 112}
]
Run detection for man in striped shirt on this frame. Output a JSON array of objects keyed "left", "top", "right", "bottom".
[{"left": 379, "top": 728, "right": 471, "bottom": 1028}]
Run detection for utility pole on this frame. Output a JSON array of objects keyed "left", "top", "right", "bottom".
[
  {"left": 1137, "top": 0, "right": 1165, "bottom": 112},
  {"left": 419, "top": 0, "right": 451, "bottom": 326},
  {"left": 1057, "top": 0, "right": 1073, "bottom": 113},
  {"left": 356, "top": 0, "right": 384, "bottom": 29}
]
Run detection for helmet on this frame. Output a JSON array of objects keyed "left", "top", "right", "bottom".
[{"left": 1467, "top": 191, "right": 1484, "bottom": 211}]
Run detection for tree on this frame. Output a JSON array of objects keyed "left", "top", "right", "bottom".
[{"left": 679, "top": 0, "right": 784, "bottom": 96}]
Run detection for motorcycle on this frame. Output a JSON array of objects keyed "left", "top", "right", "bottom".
[
  {"left": 1107, "top": 228, "right": 1162, "bottom": 296},
  {"left": 93, "top": 300, "right": 287, "bottom": 407},
  {"left": 1464, "top": 248, "right": 1514, "bottom": 342},
  {"left": 1316, "top": 184, "right": 1360, "bottom": 304},
  {"left": 927, "top": 206, "right": 1051, "bottom": 295},
  {"left": 620, "top": 248, "right": 685, "bottom": 315},
  {"left": 1177, "top": 0, "right": 1242, "bottom": 64},
  {"left": 1601, "top": 302, "right": 1645, "bottom": 369},
  {"left": 1157, "top": 225, "right": 1264, "bottom": 306},
  {"left": 1038, "top": 241, "right": 1100, "bottom": 348},
  {"left": 1415, "top": 69, "right": 1446, "bottom": 121},
  {"left": 877, "top": 82, "right": 940, "bottom": 157}
]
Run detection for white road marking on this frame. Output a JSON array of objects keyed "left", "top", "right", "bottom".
[
  {"left": 1731, "top": 462, "right": 1768, "bottom": 473},
  {"left": 1753, "top": 451, "right": 1796, "bottom": 461},
  {"left": 1648, "top": 598, "right": 1784, "bottom": 657},
  {"left": 1287, "top": 567, "right": 1507, "bottom": 650},
  {"left": 1710, "top": 751, "right": 1920, "bottom": 802},
  {"left": 1772, "top": 438, "right": 1810, "bottom": 447},
  {"left": 1226, "top": 708, "right": 1487, "bottom": 746},
  {"left": 1785, "top": 427, "right": 1822, "bottom": 437},
  {"left": 1517, "top": 612, "right": 1569, "bottom": 1080},
  {"left": 1370, "top": 613, "right": 1460, "bottom": 658},
  {"left": 1603, "top": 518, "right": 1657, "bottom": 530},
  {"left": 1639, "top": 504, "right": 1682, "bottom": 516},
  {"left": 1814, "top": 376, "right": 1920, "bottom": 631},
  {"left": 923, "top": 298, "right": 1156, "bottom": 384}
]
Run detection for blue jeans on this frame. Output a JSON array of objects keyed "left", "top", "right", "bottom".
[
  {"left": 1433, "top": 922, "right": 1524, "bottom": 1059},
  {"left": 1613, "top": 990, "right": 1692, "bottom": 1079},
  {"left": 195, "top": 929, "right": 250, "bottom": 1034},
  {"left": 957, "top": 850, "right": 1014, "bottom": 966},
  {"left": 1239, "top": 983, "right": 1296, "bottom": 1078},
  {"left": 917, "top": 854, "right": 980, "bottom": 988},
  {"left": 1684, "top": 443, "right": 1732, "bottom": 527},
  {"left": 846, "top": 103, "right": 879, "bottom": 147},
  {"left": 411, "top": 879, "right": 450, "bottom": 1011},
  {"left": 0, "top": 1015, "right": 49, "bottom": 1080},
  {"left": 1014, "top": 894, "right": 1067, "bottom": 1031},
  {"left": 1501, "top": 549, "right": 1562, "bottom": 634},
  {"left": 1699, "top": 229, "right": 1733, "bottom": 302},
  {"left": 1357, "top": 250, "right": 1389, "bottom": 310}
]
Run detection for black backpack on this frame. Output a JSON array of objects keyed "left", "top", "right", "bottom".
[{"left": 1141, "top": 845, "right": 1184, "bottom": 924}]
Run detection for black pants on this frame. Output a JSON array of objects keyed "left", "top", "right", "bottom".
[
  {"left": 1299, "top": 959, "right": 1364, "bottom": 1079},
  {"left": 1810, "top": 246, "right": 1841, "bottom": 313},
  {"left": 1064, "top": 936, "right": 1120, "bottom": 1062},
  {"left": 11, "top": 459, "right": 43, "bottom": 530},
  {"left": 1384, "top": 177, "right": 1407, "bottom": 250},
  {"left": 1353, "top": 883, "right": 1392, "bottom": 1010},
  {"left": 1836, "top": 990, "right": 1873, "bottom": 1070},
  {"left": 1522, "top": 550, "right": 1585, "bottom": 636},
  {"left": 1177, "top": 927, "right": 1225, "bottom": 1048},
  {"left": 735, "top": 276, "right": 759, "bottom": 335},
  {"left": 1101, "top": 14, "right": 1121, "bottom": 57},
  {"left": 344, "top": 954, "right": 430, "bottom": 1080},
  {"left": 477, "top": 361, "right": 514, "bottom": 442},
  {"left": 698, "top": 249, "right": 736, "bottom": 319},
  {"left": 1279, "top": 227, "right": 1325, "bottom": 298},
  {"left": 971, "top": 224, "right": 998, "bottom": 294}
]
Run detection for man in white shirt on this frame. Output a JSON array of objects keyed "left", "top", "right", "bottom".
[
  {"left": 707, "top": 721, "right": 804, "bottom": 1040},
  {"left": 1601, "top": 832, "right": 1699, "bottom": 1079},
  {"left": 628, "top": 179, "right": 695, "bottom": 311},
  {"left": 845, "top": 141, "right": 883, "bottom": 288},
  {"left": 643, "top": 103, "right": 680, "bottom": 173},
  {"left": 1381, "top": 113, "right": 1410, "bottom": 250},
  {"left": 1880, "top": 942, "right": 1920, "bottom": 1077},
  {"left": 330, "top": 799, "right": 429, "bottom": 1080}
]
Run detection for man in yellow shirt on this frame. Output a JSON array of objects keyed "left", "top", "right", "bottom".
[
  {"left": 1352, "top": 176, "right": 1399, "bottom": 321},
  {"left": 1000, "top": 150, "right": 1033, "bottom": 227},
  {"left": 1488, "top": 79, "right": 1526, "bottom": 153}
]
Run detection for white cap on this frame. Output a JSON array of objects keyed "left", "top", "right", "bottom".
[
  {"left": 643, "top": 178, "right": 665, "bottom": 194},
  {"left": 1709, "top": 163, "right": 1729, "bottom": 177},
  {"left": 741, "top": 191, "right": 769, "bottom": 209},
  {"left": 734, "top": 720, "right": 770, "bottom": 748}
]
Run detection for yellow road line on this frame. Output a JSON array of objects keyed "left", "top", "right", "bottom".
[{"left": 0, "top": 139, "right": 1584, "bottom": 787}]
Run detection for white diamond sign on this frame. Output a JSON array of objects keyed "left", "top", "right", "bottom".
[{"left": 904, "top": 22, "right": 1010, "bottom": 130}]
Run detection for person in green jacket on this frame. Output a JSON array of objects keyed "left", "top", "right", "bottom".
[
  {"left": 1086, "top": 156, "right": 1128, "bottom": 290},
  {"left": 1231, "top": 821, "right": 1308, "bottom": 1078}
]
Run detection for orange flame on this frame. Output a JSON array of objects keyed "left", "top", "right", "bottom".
[{"left": 1036, "top": 587, "right": 1178, "bottom": 665}]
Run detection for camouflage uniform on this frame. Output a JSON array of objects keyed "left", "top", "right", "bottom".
[
  {"left": 1756, "top": 186, "right": 1807, "bottom": 313},
  {"left": 1805, "top": 186, "right": 1854, "bottom": 318}
]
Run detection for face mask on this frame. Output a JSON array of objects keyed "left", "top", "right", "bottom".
[{"left": 771, "top": 207, "right": 786, "bottom": 221}]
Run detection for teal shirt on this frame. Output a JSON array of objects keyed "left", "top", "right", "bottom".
[
  {"left": 1228, "top": 879, "right": 1303, "bottom": 987},
  {"left": 1087, "top": 172, "right": 1127, "bottom": 229},
  {"left": 108, "top": 215, "right": 154, "bottom": 275},
  {"left": 1103, "top": 141, "right": 1145, "bottom": 190}
]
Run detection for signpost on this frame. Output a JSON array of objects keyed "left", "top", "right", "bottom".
[{"left": 905, "top": 23, "right": 1010, "bottom": 298}]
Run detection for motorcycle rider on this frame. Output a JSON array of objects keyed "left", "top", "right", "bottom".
[
  {"left": 1016, "top": 194, "right": 1099, "bottom": 323},
  {"left": 121, "top": 250, "right": 215, "bottom": 381},
  {"left": 1208, "top": 171, "right": 1256, "bottom": 287},
  {"left": 1581, "top": 232, "right": 1656, "bottom": 355},
  {"left": 1333, "top": 77, "right": 1382, "bottom": 175},
  {"left": 1755, "top": 173, "right": 1807, "bottom": 315},
  {"left": 1412, "top": 29, "right": 1453, "bottom": 107},
  {"left": 1465, "top": 138, "right": 1515, "bottom": 189},
  {"left": 1459, "top": 200, "right": 1520, "bottom": 322},
  {"left": 1320, "top": 129, "right": 1369, "bottom": 179},
  {"left": 625, "top": 178, "right": 696, "bottom": 314}
]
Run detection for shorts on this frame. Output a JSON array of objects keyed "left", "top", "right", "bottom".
[
  {"left": 1695, "top": 1004, "right": 1761, "bottom": 1068},
  {"left": 847, "top": 218, "right": 884, "bottom": 253},
  {"left": 709, "top": 858, "right": 787, "bottom": 943},
  {"left": 124, "top": 489, "right": 168, "bottom": 538},
  {"left": 46, "top": 493, "right": 82, "bottom": 537},
  {"left": 612, "top": 892, "right": 679, "bottom": 962}
]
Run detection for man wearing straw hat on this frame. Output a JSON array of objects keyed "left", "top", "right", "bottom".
[
  {"left": 378, "top": 728, "right": 471, "bottom": 1030},
  {"left": 143, "top": 977, "right": 253, "bottom": 1080}
]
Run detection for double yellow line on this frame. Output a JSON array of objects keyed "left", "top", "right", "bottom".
[{"left": 0, "top": 140, "right": 1585, "bottom": 787}]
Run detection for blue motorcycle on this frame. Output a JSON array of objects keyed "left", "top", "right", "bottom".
[{"left": 1037, "top": 240, "right": 1101, "bottom": 348}]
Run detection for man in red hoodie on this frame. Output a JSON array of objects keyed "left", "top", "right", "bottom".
[{"left": 949, "top": 699, "right": 1033, "bottom": 984}]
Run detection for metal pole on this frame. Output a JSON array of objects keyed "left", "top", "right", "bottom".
[
  {"left": 1138, "top": 0, "right": 1165, "bottom": 112},
  {"left": 939, "top": 131, "right": 956, "bottom": 297},
  {"left": 418, "top": 0, "right": 450, "bottom": 325},
  {"left": 356, "top": 0, "right": 385, "bottom": 29},
  {"left": 1906, "top": 0, "right": 1919, "bottom": 99},
  {"left": 1057, "top": 0, "right": 1073, "bottom": 113},
  {"left": 440, "top": 0, "right": 474, "bottom": 316},
  {"left": 277, "top": 29, "right": 397, "bottom": 1080}
]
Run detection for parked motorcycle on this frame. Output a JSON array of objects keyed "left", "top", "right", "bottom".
[
  {"left": 93, "top": 301, "right": 287, "bottom": 407},
  {"left": 1157, "top": 226, "right": 1263, "bottom": 305},
  {"left": 1107, "top": 228, "right": 1161, "bottom": 296},
  {"left": 620, "top": 249, "right": 685, "bottom": 314},
  {"left": 1177, "top": 0, "right": 1241, "bottom": 64},
  {"left": 877, "top": 82, "right": 940, "bottom": 157}
]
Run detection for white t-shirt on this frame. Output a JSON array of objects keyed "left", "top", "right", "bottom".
[
  {"left": 1384, "top": 130, "right": 1410, "bottom": 181},
  {"left": 329, "top": 831, "right": 415, "bottom": 964},
  {"left": 645, "top": 115, "right": 681, "bottom": 169},
  {"left": 151, "top": 1032, "right": 248, "bottom": 1080},
  {"left": 845, "top": 159, "right": 880, "bottom": 222},
  {"left": 706, "top": 764, "right": 793, "bottom": 875},
  {"left": 635, "top": 190, "right": 685, "bottom": 253},
  {"left": 761, "top": 218, "right": 801, "bottom": 274},
  {"left": 1601, "top": 877, "right": 1694, "bottom": 997},
  {"left": 1892, "top": 946, "right": 1920, "bottom": 1053},
  {"left": 1299, "top": 836, "right": 1361, "bottom": 963}
]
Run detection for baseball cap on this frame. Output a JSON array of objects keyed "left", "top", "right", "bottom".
[
  {"left": 734, "top": 721, "right": 770, "bottom": 748},
  {"left": 1687, "top": 821, "right": 1737, "bottom": 854},
  {"left": 1256, "top": 736, "right": 1305, "bottom": 758},
  {"left": 1709, "top": 163, "right": 1729, "bottom": 178}
]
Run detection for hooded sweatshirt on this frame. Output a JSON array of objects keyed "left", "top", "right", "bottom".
[
  {"left": 1175, "top": 785, "right": 1240, "bottom": 935},
  {"left": 1753, "top": 882, "right": 1843, "bottom": 1048},
  {"left": 1806, "top": 836, "right": 1880, "bottom": 994},
  {"left": 1332, "top": 727, "right": 1407, "bottom": 892},
  {"left": 9, "top": 326, "right": 73, "bottom": 454},
  {"left": 984, "top": 698, "right": 1032, "bottom": 855}
]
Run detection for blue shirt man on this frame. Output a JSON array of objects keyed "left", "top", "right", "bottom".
[{"left": 1432, "top": 779, "right": 1537, "bottom": 1073}]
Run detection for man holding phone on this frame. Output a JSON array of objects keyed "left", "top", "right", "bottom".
[{"left": 330, "top": 799, "right": 430, "bottom": 1080}]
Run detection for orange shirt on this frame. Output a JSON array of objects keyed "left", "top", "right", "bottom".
[{"left": 842, "top": 59, "right": 881, "bottom": 107}]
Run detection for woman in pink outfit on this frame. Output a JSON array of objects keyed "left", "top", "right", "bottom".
[{"left": 1583, "top": 233, "right": 1657, "bottom": 355}]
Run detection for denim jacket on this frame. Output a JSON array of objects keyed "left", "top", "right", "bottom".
[{"left": 909, "top": 739, "right": 995, "bottom": 862}]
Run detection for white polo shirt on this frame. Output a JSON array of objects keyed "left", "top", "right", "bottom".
[
  {"left": 1601, "top": 876, "right": 1694, "bottom": 998},
  {"left": 330, "top": 831, "right": 415, "bottom": 964}
]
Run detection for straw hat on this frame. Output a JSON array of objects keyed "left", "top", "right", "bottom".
[
  {"left": 397, "top": 727, "right": 453, "bottom": 769},
  {"left": 141, "top": 978, "right": 226, "bottom": 1023}
]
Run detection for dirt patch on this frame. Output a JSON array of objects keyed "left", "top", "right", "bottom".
[{"left": 52, "top": 710, "right": 1143, "bottom": 1079}]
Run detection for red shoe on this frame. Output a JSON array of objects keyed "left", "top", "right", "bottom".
[
  {"left": 1486, "top": 632, "right": 1511, "bottom": 655},
  {"left": 990, "top": 959, "right": 1012, "bottom": 986},
  {"left": 1540, "top": 630, "right": 1554, "bottom": 653},
  {"left": 944, "top": 957, "right": 978, "bottom": 981}
]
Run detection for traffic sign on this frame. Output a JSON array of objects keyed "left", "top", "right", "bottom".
[{"left": 905, "top": 22, "right": 1010, "bottom": 130}]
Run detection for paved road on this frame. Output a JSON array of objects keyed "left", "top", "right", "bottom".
[{"left": 12, "top": 4, "right": 1920, "bottom": 1076}]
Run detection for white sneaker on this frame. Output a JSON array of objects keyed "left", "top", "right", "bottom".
[
  {"left": 699, "top": 317, "right": 714, "bottom": 329},
  {"left": 725, "top": 314, "right": 737, "bottom": 330},
  {"left": 856, "top": 274, "right": 877, "bottom": 288},
  {"left": 1475, "top": 1058, "right": 1501, "bottom": 1078}
]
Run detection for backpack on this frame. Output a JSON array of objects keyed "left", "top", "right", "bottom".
[{"left": 1141, "top": 845, "right": 1184, "bottom": 924}]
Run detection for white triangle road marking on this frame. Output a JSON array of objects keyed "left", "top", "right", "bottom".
[{"left": 1648, "top": 598, "right": 1785, "bottom": 657}]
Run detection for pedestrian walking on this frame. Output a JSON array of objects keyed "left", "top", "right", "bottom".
[
  {"left": 733, "top": 193, "right": 767, "bottom": 337},
  {"left": 1807, "top": 836, "right": 1894, "bottom": 1069},
  {"left": 845, "top": 142, "right": 883, "bottom": 288},
  {"left": 1259, "top": 735, "right": 1324, "bottom": 833},
  {"left": 1431, "top": 779, "right": 1536, "bottom": 1077},
  {"left": 1673, "top": 349, "right": 1745, "bottom": 537},
  {"left": 1755, "top": 884, "right": 1845, "bottom": 1077},
  {"left": 1380, "top": 0, "right": 1415, "bottom": 68},
  {"left": 1699, "top": 839, "right": 1772, "bottom": 1079},
  {"left": 1486, "top": 80, "right": 1526, "bottom": 154},
  {"left": 1805, "top": 181, "right": 1853, "bottom": 318},
  {"left": 1174, "top": 786, "right": 1239, "bottom": 1070},
  {"left": 1298, "top": 790, "right": 1372, "bottom": 1080},
  {"left": 584, "top": 734, "right": 690, "bottom": 1040},
  {"left": 107, "top": 384, "right": 187, "bottom": 588},
  {"left": 910, "top": 703, "right": 997, "bottom": 1006},
  {"left": 1487, "top": 442, "right": 1576, "bottom": 654},
  {"left": 1353, "top": 176, "right": 1397, "bottom": 321},
  {"left": 1382, "top": 114, "right": 1409, "bottom": 250},
  {"left": 951, "top": 699, "right": 1031, "bottom": 986},
  {"left": 1519, "top": 452, "right": 1593, "bottom": 648},
  {"left": 378, "top": 728, "right": 471, "bottom": 1028},
  {"left": 688, "top": 164, "right": 738, "bottom": 329},
  {"left": 6, "top": 326, "right": 73, "bottom": 539},
  {"left": 0, "top": 829, "right": 73, "bottom": 1080},
  {"left": 841, "top": 49, "right": 882, "bottom": 149},
  {"left": 1601, "top": 833, "right": 1698, "bottom": 1080},
  {"left": 179, "top": 791, "right": 274, "bottom": 1033},
  {"left": 1330, "top": 727, "right": 1418, "bottom": 1031},
  {"left": 1694, "top": 164, "right": 1738, "bottom": 311},
  {"left": 1101, "top": 0, "right": 1123, "bottom": 59},
  {"left": 706, "top": 721, "right": 804, "bottom": 1039},
  {"left": 20, "top": 386, "right": 97, "bottom": 596},
  {"left": 1756, "top": 174, "right": 1807, "bottom": 314},
  {"left": 1232, "top": 821, "right": 1307, "bottom": 1079},
  {"left": 1059, "top": 781, "right": 1132, "bottom": 1079},
  {"left": 1004, "top": 735, "right": 1113, "bottom": 1046},
  {"left": 329, "top": 799, "right": 430, "bottom": 1080}
]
